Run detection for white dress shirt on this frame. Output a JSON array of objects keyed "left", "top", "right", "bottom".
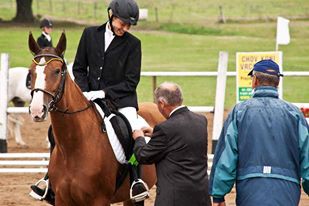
[{"left": 104, "top": 22, "right": 115, "bottom": 52}]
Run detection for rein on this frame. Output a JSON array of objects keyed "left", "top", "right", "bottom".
[{"left": 31, "top": 53, "right": 92, "bottom": 114}]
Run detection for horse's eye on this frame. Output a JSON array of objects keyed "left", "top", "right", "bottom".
[{"left": 55, "top": 68, "right": 61, "bottom": 75}]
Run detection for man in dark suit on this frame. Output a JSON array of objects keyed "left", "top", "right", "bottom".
[
  {"left": 37, "top": 18, "right": 53, "bottom": 48},
  {"left": 133, "top": 82, "right": 211, "bottom": 206}
]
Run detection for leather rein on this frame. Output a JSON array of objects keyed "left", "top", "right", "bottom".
[{"left": 31, "top": 53, "right": 92, "bottom": 114}]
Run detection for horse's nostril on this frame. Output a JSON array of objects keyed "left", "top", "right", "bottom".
[{"left": 42, "top": 105, "right": 48, "bottom": 113}]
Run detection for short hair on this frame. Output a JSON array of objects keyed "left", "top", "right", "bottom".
[
  {"left": 253, "top": 71, "right": 280, "bottom": 87},
  {"left": 154, "top": 82, "right": 183, "bottom": 106}
]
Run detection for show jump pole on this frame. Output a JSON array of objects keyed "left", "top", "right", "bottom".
[
  {"left": 212, "top": 51, "right": 228, "bottom": 153},
  {"left": 0, "top": 53, "right": 9, "bottom": 153}
]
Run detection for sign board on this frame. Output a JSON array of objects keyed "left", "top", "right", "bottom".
[{"left": 236, "top": 51, "right": 283, "bottom": 103}]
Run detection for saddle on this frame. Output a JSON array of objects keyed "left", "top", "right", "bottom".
[
  {"left": 93, "top": 99, "right": 134, "bottom": 190},
  {"left": 93, "top": 99, "right": 134, "bottom": 160}
]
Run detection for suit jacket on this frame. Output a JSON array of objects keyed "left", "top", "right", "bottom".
[
  {"left": 73, "top": 23, "right": 141, "bottom": 109},
  {"left": 134, "top": 107, "right": 211, "bottom": 206},
  {"left": 37, "top": 34, "right": 52, "bottom": 48}
]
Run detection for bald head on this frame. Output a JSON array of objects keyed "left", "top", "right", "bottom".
[{"left": 154, "top": 82, "right": 183, "bottom": 106}]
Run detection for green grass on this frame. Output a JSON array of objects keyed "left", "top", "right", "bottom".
[
  {"left": 1, "top": 0, "right": 309, "bottom": 25},
  {"left": 0, "top": 0, "right": 308, "bottom": 109}
]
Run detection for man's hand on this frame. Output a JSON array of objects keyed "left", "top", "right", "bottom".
[
  {"left": 132, "top": 129, "right": 144, "bottom": 140},
  {"left": 83, "top": 90, "right": 105, "bottom": 101},
  {"left": 213, "top": 202, "right": 226, "bottom": 206},
  {"left": 142, "top": 127, "right": 153, "bottom": 137}
]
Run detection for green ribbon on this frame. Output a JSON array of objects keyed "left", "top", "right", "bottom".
[{"left": 128, "top": 154, "right": 139, "bottom": 166}]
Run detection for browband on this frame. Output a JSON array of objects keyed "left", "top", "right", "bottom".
[{"left": 32, "top": 53, "right": 63, "bottom": 66}]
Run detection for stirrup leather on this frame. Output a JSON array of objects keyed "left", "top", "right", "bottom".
[
  {"left": 29, "top": 178, "right": 49, "bottom": 200},
  {"left": 130, "top": 179, "right": 150, "bottom": 202}
]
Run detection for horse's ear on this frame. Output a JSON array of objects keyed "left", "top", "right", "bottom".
[
  {"left": 28, "top": 32, "right": 41, "bottom": 55},
  {"left": 55, "top": 32, "right": 66, "bottom": 57}
]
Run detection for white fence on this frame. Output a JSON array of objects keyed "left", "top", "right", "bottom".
[
  {"left": 0, "top": 152, "right": 214, "bottom": 174},
  {"left": 0, "top": 153, "right": 49, "bottom": 173},
  {"left": 1, "top": 52, "right": 309, "bottom": 173}
]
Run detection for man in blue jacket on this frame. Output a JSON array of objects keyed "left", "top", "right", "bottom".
[{"left": 209, "top": 59, "right": 309, "bottom": 206}]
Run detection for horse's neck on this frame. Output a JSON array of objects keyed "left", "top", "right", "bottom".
[
  {"left": 58, "top": 74, "right": 87, "bottom": 111},
  {"left": 49, "top": 74, "right": 101, "bottom": 147}
]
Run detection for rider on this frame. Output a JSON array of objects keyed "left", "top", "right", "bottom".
[
  {"left": 73, "top": 0, "right": 149, "bottom": 202},
  {"left": 37, "top": 18, "right": 53, "bottom": 48},
  {"left": 30, "top": 0, "right": 148, "bottom": 204}
]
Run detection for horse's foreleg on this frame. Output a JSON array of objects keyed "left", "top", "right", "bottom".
[
  {"left": 123, "top": 200, "right": 134, "bottom": 206},
  {"left": 123, "top": 200, "right": 146, "bottom": 206},
  {"left": 8, "top": 114, "right": 27, "bottom": 147},
  {"left": 14, "top": 121, "right": 27, "bottom": 147},
  {"left": 7, "top": 117, "right": 14, "bottom": 139},
  {"left": 92, "top": 197, "right": 111, "bottom": 206}
]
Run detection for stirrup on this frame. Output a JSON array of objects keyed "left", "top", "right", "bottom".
[
  {"left": 29, "top": 178, "right": 49, "bottom": 200},
  {"left": 130, "top": 179, "right": 150, "bottom": 203}
]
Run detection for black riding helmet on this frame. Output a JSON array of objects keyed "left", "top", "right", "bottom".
[
  {"left": 108, "top": 0, "right": 139, "bottom": 26},
  {"left": 40, "top": 18, "right": 53, "bottom": 28}
]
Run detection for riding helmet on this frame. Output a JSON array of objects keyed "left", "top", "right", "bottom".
[
  {"left": 108, "top": 0, "right": 139, "bottom": 25},
  {"left": 40, "top": 18, "right": 53, "bottom": 28}
]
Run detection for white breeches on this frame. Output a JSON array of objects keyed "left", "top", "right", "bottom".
[{"left": 118, "top": 107, "right": 139, "bottom": 131}]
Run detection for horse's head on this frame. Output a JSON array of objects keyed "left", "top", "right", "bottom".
[{"left": 28, "top": 32, "right": 67, "bottom": 122}]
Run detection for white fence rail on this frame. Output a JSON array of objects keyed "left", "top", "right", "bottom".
[
  {"left": 0, "top": 152, "right": 214, "bottom": 174},
  {"left": 0, "top": 153, "right": 49, "bottom": 173}
]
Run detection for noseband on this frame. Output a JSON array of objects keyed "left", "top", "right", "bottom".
[{"left": 31, "top": 53, "right": 92, "bottom": 114}]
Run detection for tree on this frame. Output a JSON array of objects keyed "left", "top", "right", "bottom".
[{"left": 13, "top": 0, "right": 35, "bottom": 22}]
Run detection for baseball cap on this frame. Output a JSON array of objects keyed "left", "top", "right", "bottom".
[
  {"left": 248, "top": 59, "right": 283, "bottom": 77},
  {"left": 40, "top": 19, "right": 53, "bottom": 28}
]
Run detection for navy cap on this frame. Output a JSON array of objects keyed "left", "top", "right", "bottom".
[
  {"left": 40, "top": 19, "right": 53, "bottom": 28},
  {"left": 248, "top": 59, "right": 283, "bottom": 77}
]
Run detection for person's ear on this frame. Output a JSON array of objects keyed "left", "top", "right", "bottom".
[
  {"left": 160, "top": 98, "right": 167, "bottom": 107},
  {"left": 252, "top": 75, "right": 258, "bottom": 89},
  {"left": 108, "top": 9, "right": 113, "bottom": 18}
]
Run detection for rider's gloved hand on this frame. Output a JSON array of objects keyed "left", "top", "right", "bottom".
[{"left": 83, "top": 90, "right": 105, "bottom": 101}]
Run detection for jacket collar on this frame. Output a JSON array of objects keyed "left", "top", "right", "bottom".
[
  {"left": 169, "top": 106, "right": 188, "bottom": 118},
  {"left": 253, "top": 86, "right": 279, "bottom": 98},
  {"left": 97, "top": 23, "right": 106, "bottom": 31},
  {"left": 96, "top": 23, "right": 106, "bottom": 56}
]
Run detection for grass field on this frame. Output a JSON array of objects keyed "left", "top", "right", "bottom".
[{"left": 0, "top": 0, "right": 308, "bottom": 109}]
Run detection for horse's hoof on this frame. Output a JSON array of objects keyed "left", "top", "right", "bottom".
[{"left": 17, "top": 143, "right": 29, "bottom": 148}]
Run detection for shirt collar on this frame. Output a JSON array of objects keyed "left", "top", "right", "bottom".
[
  {"left": 42, "top": 32, "right": 51, "bottom": 42},
  {"left": 105, "top": 22, "right": 114, "bottom": 38},
  {"left": 169, "top": 105, "right": 186, "bottom": 117}
]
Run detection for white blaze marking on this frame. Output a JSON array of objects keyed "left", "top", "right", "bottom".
[{"left": 29, "top": 58, "right": 47, "bottom": 118}]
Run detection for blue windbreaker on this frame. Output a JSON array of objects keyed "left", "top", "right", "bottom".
[{"left": 209, "top": 86, "right": 309, "bottom": 206}]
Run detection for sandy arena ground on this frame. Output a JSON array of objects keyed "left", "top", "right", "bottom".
[{"left": 1, "top": 113, "right": 308, "bottom": 206}]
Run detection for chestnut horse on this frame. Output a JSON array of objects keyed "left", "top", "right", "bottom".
[{"left": 28, "top": 32, "right": 164, "bottom": 206}]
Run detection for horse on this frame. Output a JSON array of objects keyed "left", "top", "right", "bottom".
[
  {"left": 28, "top": 32, "right": 164, "bottom": 206},
  {"left": 7, "top": 67, "right": 32, "bottom": 147},
  {"left": 7, "top": 64, "right": 75, "bottom": 147}
]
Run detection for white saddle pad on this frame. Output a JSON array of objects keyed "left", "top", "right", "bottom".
[{"left": 94, "top": 103, "right": 150, "bottom": 164}]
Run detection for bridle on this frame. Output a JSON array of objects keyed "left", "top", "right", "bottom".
[{"left": 30, "top": 53, "right": 92, "bottom": 114}]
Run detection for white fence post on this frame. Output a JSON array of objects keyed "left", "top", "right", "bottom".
[
  {"left": 212, "top": 51, "right": 228, "bottom": 153},
  {"left": 0, "top": 53, "right": 9, "bottom": 153}
]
